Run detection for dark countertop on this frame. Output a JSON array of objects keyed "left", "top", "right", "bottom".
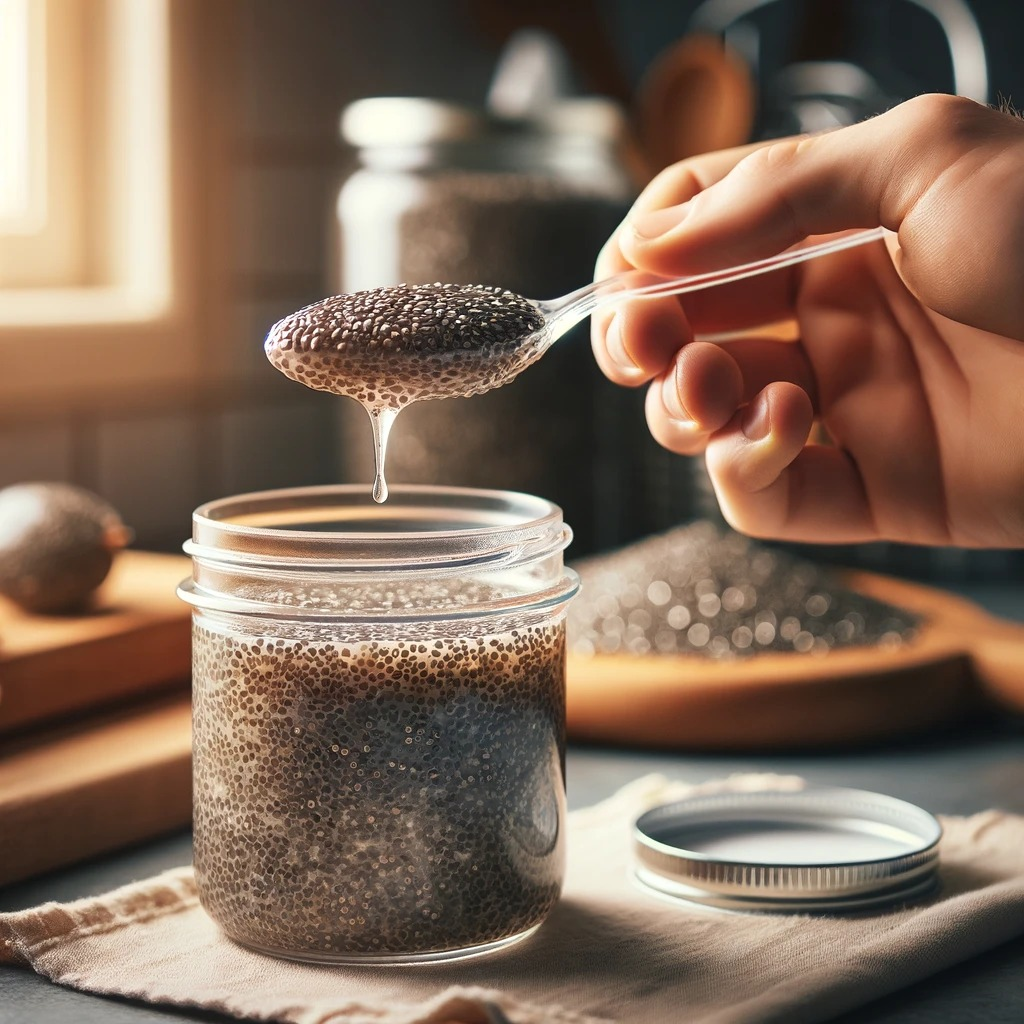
[{"left": 3, "top": 583, "right": 1024, "bottom": 1024}]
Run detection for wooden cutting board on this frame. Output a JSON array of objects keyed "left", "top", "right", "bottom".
[
  {"left": 0, "top": 551, "right": 192, "bottom": 736},
  {"left": 566, "top": 571, "right": 1024, "bottom": 750},
  {"left": 0, "top": 694, "right": 192, "bottom": 887}
]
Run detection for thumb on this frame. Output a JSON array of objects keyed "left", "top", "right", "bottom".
[{"left": 621, "top": 94, "right": 1024, "bottom": 340}]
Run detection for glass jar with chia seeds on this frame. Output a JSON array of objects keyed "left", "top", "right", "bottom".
[
  {"left": 333, "top": 97, "right": 644, "bottom": 556},
  {"left": 178, "top": 485, "right": 577, "bottom": 964}
]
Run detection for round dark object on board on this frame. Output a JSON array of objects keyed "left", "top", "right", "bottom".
[{"left": 0, "top": 482, "right": 131, "bottom": 614}]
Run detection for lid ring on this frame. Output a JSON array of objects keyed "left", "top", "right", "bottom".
[{"left": 633, "top": 786, "right": 942, "bottom": 913}]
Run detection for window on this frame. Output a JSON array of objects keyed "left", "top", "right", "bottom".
[
  {"left": 0, "top": 0, "right": 208, "bottom": 405},
  {"left": 0, "top": 0, "right": 171, "bottom": 320},
  {"left": 0, "top": 0, "right": 45, "bottom": 236}
]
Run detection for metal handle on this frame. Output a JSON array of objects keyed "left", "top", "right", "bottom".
[{"left": 690, "top": 0, "right": 989, "bottom": 103}]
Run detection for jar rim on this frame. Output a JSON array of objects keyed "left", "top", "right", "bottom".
[
  {"left": 180, "top": 484, "right": 578, "bottom": 621},
  {"left": 184, "top": 483, "right": 571, "bottom": 573}
]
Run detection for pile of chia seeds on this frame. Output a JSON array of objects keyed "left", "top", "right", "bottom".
[
  {"left": 568, "top": 522, "right": 920, "bottom": 659},
  {"left": 265, "top": 283, "right": 545, "bottom": 408}
]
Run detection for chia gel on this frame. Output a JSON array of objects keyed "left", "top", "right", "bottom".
[
  {"left": 180, "top": 486, "right": 578, "bottom": 963},
  {"left": 265, "top": 283, "right": 545, "bottom": 407}
]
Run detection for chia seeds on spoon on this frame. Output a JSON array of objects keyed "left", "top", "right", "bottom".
[{"left": 265, "top": 283, "right": 546, "bottom": 408}]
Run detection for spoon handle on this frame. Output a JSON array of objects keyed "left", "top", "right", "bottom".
[{"left": 544, "top": 227, "right": 887, "bottom": 334}]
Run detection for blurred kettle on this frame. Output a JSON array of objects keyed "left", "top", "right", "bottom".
[{"left": 689, "top": 0, "right": 989, "bottom": 136}]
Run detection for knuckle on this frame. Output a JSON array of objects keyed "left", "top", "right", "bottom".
[
  {"left": 735, "top": 140, "right": 801, "bottom": 178},
  {"left": 646, "top": 413, "right": 706, "bottom": 456},
  {"left": 728, "top": 142, "right": 806, "bottom": 236},
  {"left": 902, "top": 92, "right": 978, "bottom": 123},
  {"left": 898, "top": 93, "right": 987, "bottom": 146},
  {"left": 881, "top": 94, "right": 997, "bottom": 224},
  {"left": 640, "top": 162, "right": 704, "bottom": 209}
]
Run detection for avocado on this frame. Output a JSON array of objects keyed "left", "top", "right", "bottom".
[{"left": 0, "top": 483, "right": 131, "bottom": 614}]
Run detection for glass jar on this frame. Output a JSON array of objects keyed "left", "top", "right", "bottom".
[
  {"left": 178, "top": 485, "right": 578, "bottom": 964},
  {"left": 333, "top": 97, "right": 644, "bottom": 556}
]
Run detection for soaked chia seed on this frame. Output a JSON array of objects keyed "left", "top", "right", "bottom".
[
  {"left": 568, "top": 522, "right": 920, "bottom": 659},
  {"left": 192, "top": 586, "right": 566, "bottom": 960},
  {"left": 265, "top": 283, "right": 545, "bottom": 408}
]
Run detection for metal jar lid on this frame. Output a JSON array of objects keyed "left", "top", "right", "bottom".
[{"left": 633, "top": 786, "right": 942, "bottom": 913}]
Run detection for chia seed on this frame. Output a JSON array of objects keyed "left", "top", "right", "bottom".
[
  {"left": 568, "top": 522, "right": 920, "bottom": 659},
  {"left": 265, "top": 283, "right": 545, "bottom": 408},
  {"left": 192, "top": 582, "right": 566, "bottom": 960}
]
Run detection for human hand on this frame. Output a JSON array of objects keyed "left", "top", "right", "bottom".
[{"left": 593, "top": 94, "right": 1024, "bottom": 547}]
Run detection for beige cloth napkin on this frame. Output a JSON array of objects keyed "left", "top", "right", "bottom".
[{"left": 4, "top": 773, "right": 1024, "bottom": 1024}]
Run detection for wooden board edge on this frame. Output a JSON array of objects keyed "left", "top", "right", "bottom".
[
  {"left": 0, "top": 621, "right": 192, "bottom": 735},
  {"left": 0, "top": 697, "right": 192, "bottom": 886},
  {"left": 564, "top": 567, "right": 1007, "bottom": 749}
]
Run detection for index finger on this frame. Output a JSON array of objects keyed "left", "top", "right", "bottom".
[
  {"left": 596, "top": 138, "right": 778, "bottom": 280},
  {"left": 593, "top": 140, "right": 799, "bottom": 381}
]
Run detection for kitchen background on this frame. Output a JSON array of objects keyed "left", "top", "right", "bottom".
[{"left": 1, "top": 0, "right": 1022, "bottom": 573}]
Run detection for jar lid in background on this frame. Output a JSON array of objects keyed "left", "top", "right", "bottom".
[
  {"left": 341, "top": 96, "right": 627, "bottom": 149},
  {"left": 633, "top": 786, "right": 942, "bottom": 913}
]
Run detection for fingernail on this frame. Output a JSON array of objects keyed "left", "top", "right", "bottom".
[
  {"left": 661, "top": 372, "right": 690, "bottom": 422},
  {"left": 630, "top": 202, "right": 690, "bottom": 240},
  {"left": 604, "top": 314, "right": 638, "bottom": 372},
  {"left": 741, "top": 396, "right": 771, "bottom": 441}
]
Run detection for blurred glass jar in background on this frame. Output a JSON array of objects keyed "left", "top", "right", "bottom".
[{"left": 334, "top": 96, "right": 643, "bottom": 556}]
